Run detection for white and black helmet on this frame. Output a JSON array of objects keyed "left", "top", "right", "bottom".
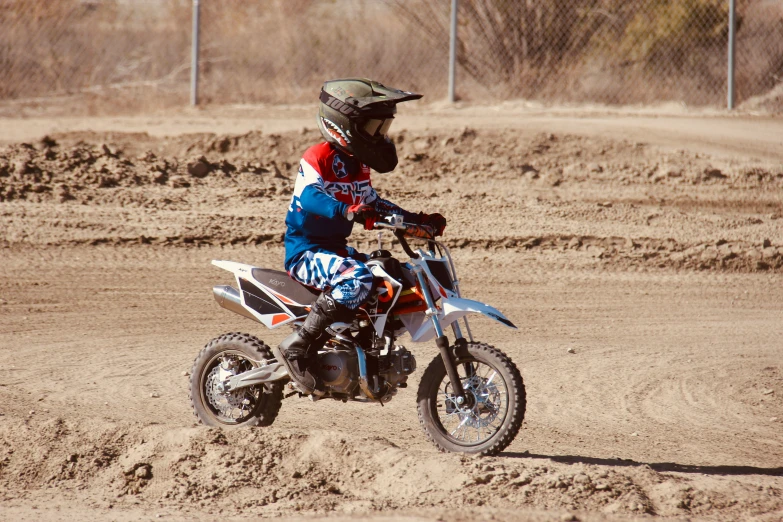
[{"left": 317, "top": 78, "right": 422, "bottom": 173}]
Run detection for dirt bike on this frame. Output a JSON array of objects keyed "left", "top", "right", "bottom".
[{"left": 189, "top": 214, "right": 525, "bottom": 456}]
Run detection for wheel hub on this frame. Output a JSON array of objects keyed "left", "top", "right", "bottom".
[
  {"left": 444, "top": 373, "right": 502, "bottom": 431},
  {"left": 204, "top": 355, "right": 255, "bottom": 420}
]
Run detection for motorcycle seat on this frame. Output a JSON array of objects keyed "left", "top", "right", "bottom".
[{"left": 251, "top": 268, "right": 319, "bottom": 306}]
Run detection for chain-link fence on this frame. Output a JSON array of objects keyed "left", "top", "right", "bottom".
[
  {"left": 0, "top": 0, "right": 781, "bottom": 114},
  {"left": 0, "top": 0, "right": 192, "bottom": 112}
]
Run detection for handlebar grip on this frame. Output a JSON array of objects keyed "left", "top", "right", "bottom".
[{"left": 404, "top": 223, "right": 436, "bottom": 240}]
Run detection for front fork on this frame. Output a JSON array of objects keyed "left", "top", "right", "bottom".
[{"left": 412, "top": 267, "right": 468, "bottom": 403}]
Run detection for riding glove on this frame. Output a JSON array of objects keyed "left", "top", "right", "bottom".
[{"left": 418, "top": 212, "right": 447, "bottom": 236}]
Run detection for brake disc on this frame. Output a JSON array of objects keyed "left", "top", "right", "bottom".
[
  {"left": 205, "top": 358, "right": 248, "bottom": 412},
  {"left": 445, "top": 376, "right": 501, "bottom": 429}
]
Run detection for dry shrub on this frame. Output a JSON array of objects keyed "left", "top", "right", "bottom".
[
  {"left": 0, "top": 0, "right": 443, "bottom": 111},
  {"left": 389, "top": 0, "right": 605, "bottom": 98},
  {"left": 387, "top": 0, "right": 782, "bottom": 107},
  {"left": 734, "top": 1, "right": 783, "bottom": 103},
  {"left": 618, "top": 0, "right": 729, "bottom": 71},
  {"left": 195, "top": 0, "right": 445, "bottom": 104},
  {"left": 576, "top": 0, "right": 731, "bottom": 105},
  {"left": 0, "top": 0, "right": 190, "bottom": 109}
]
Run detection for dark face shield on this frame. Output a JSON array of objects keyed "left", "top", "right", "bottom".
[{"left": 362, "top": 118, "right": 394, "bottom": 138}]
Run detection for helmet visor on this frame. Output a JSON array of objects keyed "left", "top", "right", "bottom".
[{"left": 362, "top": 118, "right": 394, "bottom": 138}]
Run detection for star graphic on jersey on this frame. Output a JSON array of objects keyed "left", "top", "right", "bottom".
[{"left": 332, "top": 154, "right": 348, "bottom": 179}]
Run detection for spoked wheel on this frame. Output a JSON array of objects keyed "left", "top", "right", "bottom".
[
  {"left": 189, "top": 332, "right": 283, "bottom": 427},
  {"left": 417, "top": 342, "right": 525, "bottom": 456}
]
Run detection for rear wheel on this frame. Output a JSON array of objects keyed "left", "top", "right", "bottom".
[
  {"left": 417, "top": 342, "right": 525, "bottom": 456},
  {"left": 189, "top": 332, "right": 283, "bottom": 427}
]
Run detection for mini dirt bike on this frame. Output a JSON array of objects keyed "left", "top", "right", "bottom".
[{"left": 189, "top": 215, "right": 525, "bottom": 455}]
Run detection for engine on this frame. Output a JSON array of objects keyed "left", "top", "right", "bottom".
[
  {"left": 313, "top": 345, "right": 416, "bottom": 400},
  {"left": 314, "top": 349, "right": 357, "bottom": 392},
  {"left": 378, "top": 345, "right": 417, "bottom": 389}
]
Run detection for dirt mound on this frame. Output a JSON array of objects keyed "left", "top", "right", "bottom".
[
  {"left": 394, "top": 129, "right": 783, "bottom": 190},
  {"left": 1, "top": 128, "right": 780, "bottom": 273},
  {"left": 2, "top": 129, "right": 782, "bottom": 205},
  {"left": 0, "top": 134, "right": 297, "bottom": 205},
  {"left": 2, "top": 416, "right": 779, "bottom": 519}
]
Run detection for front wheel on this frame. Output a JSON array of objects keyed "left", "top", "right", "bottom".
[
  {"left": 417, "top": 342, "right": 525, "bottom": 456},
  {"left": 189, "top": 332, "right": 283, "bottom": 427}
]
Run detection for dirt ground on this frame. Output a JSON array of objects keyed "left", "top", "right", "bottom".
[{"left": 0, "top": 106, "right": 781, "bottom": 521}]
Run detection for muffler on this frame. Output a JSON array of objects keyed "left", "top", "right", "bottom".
[{"left": 212, "top": 285, "right": 259, "bottom": 322}]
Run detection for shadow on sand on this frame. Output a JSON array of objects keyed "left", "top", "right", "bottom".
[{"left": 502, "top": 452, "right": 783, "bottom": 477}]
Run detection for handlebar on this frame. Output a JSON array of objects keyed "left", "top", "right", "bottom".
[
  {"left": 396, "top": 229, "right": 422, "bottom": 259},
  {"left": 373, "top": 215, "right": 437, "bottom": 259},
  {"left": 373, "top": 216, "right": 434, "bottom": 237},
  {"left": 372, "top": 220, "right": 404, "bottom": 232}
]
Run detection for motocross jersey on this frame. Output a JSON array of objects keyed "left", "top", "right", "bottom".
[{"left": 284, "top": 142, "right": 416, "bottom": 271}]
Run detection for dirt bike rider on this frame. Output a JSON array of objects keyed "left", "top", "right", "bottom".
[{"left": 278, "top": 78, "right": 447, "bottom": 395}]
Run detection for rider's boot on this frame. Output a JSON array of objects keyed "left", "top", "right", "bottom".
[{"left": 278, "top": 292, "right": 354, "bottom": 395}]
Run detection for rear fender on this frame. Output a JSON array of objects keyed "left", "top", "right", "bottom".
[
  {"left": 212, "top": 260, "right": 256, "bottom": 277},
  {"left": 403, "top": 296, "right": 516, "bottom": 342}
]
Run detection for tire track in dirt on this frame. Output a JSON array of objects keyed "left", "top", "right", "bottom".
[{"left": 491, "top": 270, "right": 783, "bottom": 471}]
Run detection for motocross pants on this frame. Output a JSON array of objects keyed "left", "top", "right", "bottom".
[{"left": 287, "top": 250, "right": 373, "bottom": 309}]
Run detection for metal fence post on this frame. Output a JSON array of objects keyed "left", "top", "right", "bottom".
[
  {"left": 727, "top": 0, "right": 736, "bottom": 110},
  {"left": 191, "top": 0, "right": 200, "bottom": 106},
  {"left": 448, "top": 0, "right": 458, "bottom": 103}
]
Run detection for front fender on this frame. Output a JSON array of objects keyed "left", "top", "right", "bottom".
[
  {"left": 404, "top": 297, "right": 516, "bottom": 342},
  {"left": 441, "top": 297, "right": 517, "bottom": 329}
]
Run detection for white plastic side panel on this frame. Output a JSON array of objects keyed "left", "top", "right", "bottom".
[
  {"left": 212, "top": 259, "right": 298, "bottom": 329},
  {"left": 237, "top": 282, "right": 296, "bottom": 330},
  {"left": 367, "top": 265, "right": 403, "bottom": 336},
  {"left": 399, "top": 311, "right": 430, "bottom": 341}
]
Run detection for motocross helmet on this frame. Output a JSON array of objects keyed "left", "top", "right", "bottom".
[{"left": 317, "top": 78, "right": 422, "bottom": 173}]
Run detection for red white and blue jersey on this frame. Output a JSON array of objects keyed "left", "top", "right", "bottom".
[{"left": 284, "top": 142, "right": 415, "bottom": 270}]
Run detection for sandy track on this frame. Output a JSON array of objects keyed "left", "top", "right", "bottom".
[
  {"left": 0, "top": 115, "right": 782, "bottom": 521},
  {"left": 1, "top": 245, "right": 781, "bottom": 521},
  {"left": 2, "top": 104, "right": 782, "bottom": 161}
]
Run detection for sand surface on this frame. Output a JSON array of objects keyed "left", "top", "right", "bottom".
[{"left": 0, "top": 107, "right": 781, "bottom": 521}]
